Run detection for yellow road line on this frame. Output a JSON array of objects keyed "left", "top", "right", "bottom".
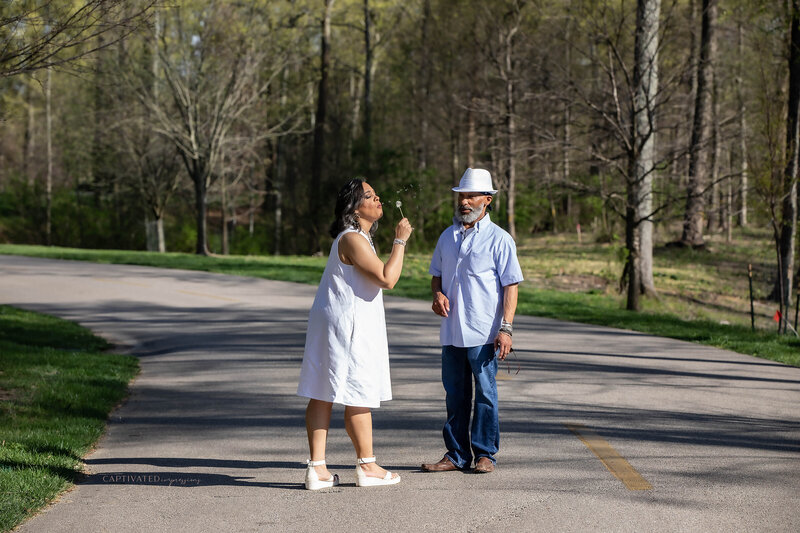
[
  {"left": 93, "top": 278, "right": 150, "bottom": 288},
  {"left": 175, "top": 290, "right": 240, "bottom": 302},
  {"left": 565, "top": 423, "right": 653, "bottom": 491},
  {"left": 496, "top": 374, "right": 513, "bottom": 381}
]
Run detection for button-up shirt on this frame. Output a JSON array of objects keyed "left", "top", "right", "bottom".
[{"left": 429, "top": 214, "right": 524, "bottom": 348}]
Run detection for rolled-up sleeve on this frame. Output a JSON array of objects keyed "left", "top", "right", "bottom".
[
  {"left": 497, "top": 237, "right": 524, "bottom": 287},
  {"left": 429, "top": 237, "right": 443, "bottom": 277}
]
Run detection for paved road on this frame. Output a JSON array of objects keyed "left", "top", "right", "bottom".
[{"left": 2, "top": 255, "right": 799, "bottom": 532}]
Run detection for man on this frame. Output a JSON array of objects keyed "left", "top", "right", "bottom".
[{"left": 422, "top": 168, "right": 523, "bottom": 474}]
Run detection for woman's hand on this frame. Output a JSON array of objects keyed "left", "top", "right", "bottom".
[{"left": 395, "top": 218, "right": 413, "bottom": 241}]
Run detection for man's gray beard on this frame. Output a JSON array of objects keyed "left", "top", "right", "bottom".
[{"left": 455, "top": 204, "right": 484, "bottom": 224}]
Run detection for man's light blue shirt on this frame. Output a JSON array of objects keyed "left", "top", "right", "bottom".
[{"left": 429, "top": 214, "right": 524, "bottom": 348}]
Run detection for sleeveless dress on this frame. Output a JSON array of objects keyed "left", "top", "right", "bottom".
[{"left": 296, "top": 228, "right": 392, "bottom": 408}]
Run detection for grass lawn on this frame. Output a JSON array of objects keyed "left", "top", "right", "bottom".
[
  {"left": 0, "top": 306, "right": 139, "bottom": 532},
  {"left": 1, "top": 232, "right": 798, "bottom": 367}
]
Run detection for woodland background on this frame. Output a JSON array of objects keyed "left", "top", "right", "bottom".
[{"left": 0, "top": 0, "right": 798, "bottom": 316}]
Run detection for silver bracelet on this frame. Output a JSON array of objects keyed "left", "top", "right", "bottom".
[{"left": 393, "top": 238, "right": 406, "bottom": 247}]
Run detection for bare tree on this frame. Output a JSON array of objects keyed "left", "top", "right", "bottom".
[
  {"left": 123, "top": 132, "right": 181, "bottom": 252},
  {"left": 0, "top": 0, "right": 155, "bottom": 79},
  {"left": 131, "top": 3, "right": 293, "bottom": 255},
  {"left": 628, "top": 0, "right": 662, "bottom": 308},
  {"left": 566, "top": 0, "right": 675, "bottom": 310},
  {"left": 101, "top": 7, "right": 181, "bottom": 253}
]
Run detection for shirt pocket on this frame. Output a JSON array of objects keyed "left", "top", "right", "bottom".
[{"left": 465, "top": 253, "right": 496, "bottom": 278}]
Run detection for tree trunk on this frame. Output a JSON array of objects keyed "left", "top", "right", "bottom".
[
  {"left": 92, "top": 10, "right": 106, "bottom": 190},
  {"left": 153, "top": 8, "right": 160, "bottom": 98},
  {"left": 271, "top": 67, "right": 288, "bottom": 256},
  {"left": 221, "top": 173, "right": 229, "bottom": 256},
  {"left": 689, "top": 0, "right": 699, "bottom": 104},
  {"left": 632, "top": 0, "right": 660, "bottom": 299},
  {"left": 158, "top": 216, "right": 166, "bottom": 252},
  {"left": 706, "top": 181, "right": 718, "bottom": 233},
  {"left": 546, "top": 167, "right": 557, "bottom": 233},
  {"left": 349, "top": 72, "right": 362, "bottom": 152},
  {"left": 310, "top": 0, "right": 333, "bottom": 253},
  {"left": 24, "top": 83, "right": 35, "bottom": 187},
  {"left": 273, "top": 137, "right": 284, "bottom": 256},
  {"left": 45, "top": 66, "right": 52, "bottom": 246},
  {"left": 776, "top": 0, "right": 800, "bottom": 327},
  {"left": 563, "top": 16, "right": 571, "bottom": 189},
  {"left": 418, "top": 0, "right": 431, "bottom": 171},
  {"left": 467, "top": 99, "right": 476, "bottom": 167},
  {"left": 490, "top": 131, "right": 501, "bottom": 215},
  {"left": 193, "top": 170, "right": 210, "bottom": 255},
  {"left": 145, "top": 217, "right": 156, "bottom": 252},
  {"left": 363, "top": 0, "right": 373, "bottom": 172},
  {"left": 737, "top": 19, "right": 748, "bottom": 227},
  {"left": 681, "top": 0, "right": 716, "bottom": 247},
  {"left": 726, "top": 149, "right": 733, "bottom": 242},
  {"left": 600, "top": 172, "right": 610, "bottom": 235},
  {"left": 286, "top": 141, "right": 298, "bottom": 255},
  {"left": 450, "top": 127, "right": 460, "bottom": 187},
  {"left": 145, "top": 215, "right": 165, "bottom": 253},
  {"left": 504, "top": 21, "right": 518, "bottom": 240},
  {"left": 147, "top": 6, "right": 165, "bottom": 256},
  {"left": 708, "top": 70, "right": 721, "bottom": 233},
  {"left": 625, "top": 179, "right": 641, "bottom": 312}
]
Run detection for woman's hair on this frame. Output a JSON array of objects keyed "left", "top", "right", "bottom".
[{"left": 329, "top": 178, "right": 379, "bottom": 238}]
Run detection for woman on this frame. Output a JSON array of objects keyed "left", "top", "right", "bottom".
[{"left": 297, "top": 178, "right": 413, "bottom": 489}]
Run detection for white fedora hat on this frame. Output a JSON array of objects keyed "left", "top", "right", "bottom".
[{"left": 452, "top": 168, "right": 498, "bottom": 195}]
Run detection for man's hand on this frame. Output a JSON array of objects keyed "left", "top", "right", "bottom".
[
  {"left": 493, "top": 332, "right": 512, "bottom": 361},
  {"left": 432, "top": 291, "right": 450, "bottom": 317}
]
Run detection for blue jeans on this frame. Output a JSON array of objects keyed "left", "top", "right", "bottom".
[{"left": 441, "top": 344, "right": 499, "bottom": 469}]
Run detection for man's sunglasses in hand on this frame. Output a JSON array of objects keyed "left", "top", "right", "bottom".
[{"left": 494, "top": 347, "right": 520, "bottom": 375}]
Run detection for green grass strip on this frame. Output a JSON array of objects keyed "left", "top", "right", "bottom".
[
  {"left": 513, "top": 287, "right": 800, "bottom": 367},
  {"left": 1, "top": 244, "right": 798, "bottom": 366},
  {"left": 0, "top": 306, "right": 139, "bottom": 532}
]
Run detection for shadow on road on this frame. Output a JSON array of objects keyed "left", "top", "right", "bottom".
[{"left": 14, "top": 299, "right": 800, "bottom": 495}]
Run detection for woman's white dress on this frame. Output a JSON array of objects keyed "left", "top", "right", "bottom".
[{"left": 296, "top": 228, "right": 392, "bottom": 408}]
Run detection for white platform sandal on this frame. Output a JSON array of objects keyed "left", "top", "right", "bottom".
[
  {"left": 355, "top": 457, "right": 401, "bottom": 487},
  {"left": 305, "top": 459, "right": 340, "bottom": 490}
]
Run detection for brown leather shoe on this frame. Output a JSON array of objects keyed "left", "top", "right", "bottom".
[
  {"left": 421, "top": 455, "right": 459, "bottom": 472},
  {"left": 473, "top": 457, "right": 495, "bottom": 473}
]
